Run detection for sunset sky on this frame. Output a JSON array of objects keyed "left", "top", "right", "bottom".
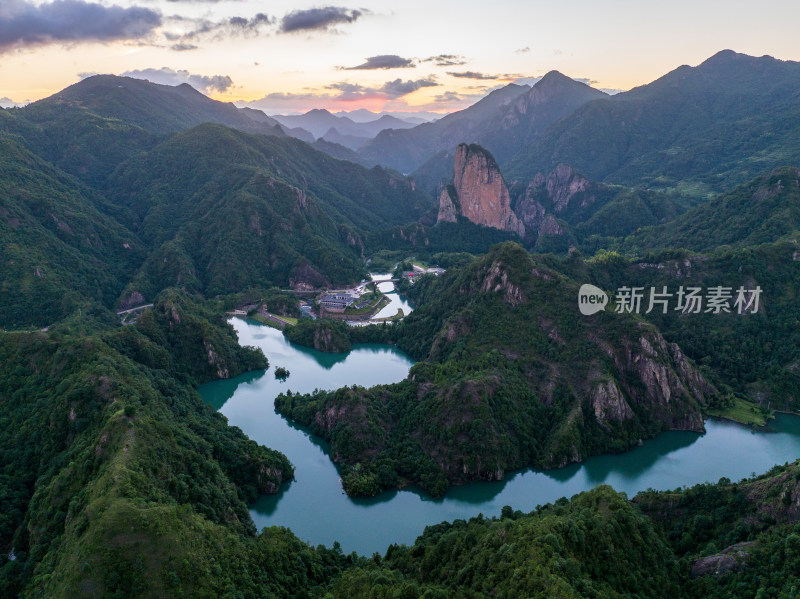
[{"left": 2, "top": 0, "right": 799, "bottom": 114}]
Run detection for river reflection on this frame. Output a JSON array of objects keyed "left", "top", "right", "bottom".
[{"left": 200, "top": 319, "right": 800, "bottom": 556}]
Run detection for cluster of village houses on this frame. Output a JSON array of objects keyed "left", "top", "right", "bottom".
[{"left": 318, "top": 266, "right": 445, "bottom": 313}]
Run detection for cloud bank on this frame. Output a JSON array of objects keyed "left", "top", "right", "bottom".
[
  {"left": 342, "top": 55, "right": 414, "bottom": 70},
  {"left": 243, "top": 76, "right": 440, "bottom": 113},
  {"left": 447, "top": 71, "right": 500, "bottom": 80},
  {"left": 280, "top": 6, "right": 362, "bottom": 33},
  {"left": 422, "top": 54, "right": 467, "bottom": 67},
  {"left": 0, "top": 0, "right": 161, "bottom": 52},
  {"left": 165, "top": 12, "right": 273, "bottom": 42},
  {"left": 120, "top": 67, "right": 234, "bottom": 93}
]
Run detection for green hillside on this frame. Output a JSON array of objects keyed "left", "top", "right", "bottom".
[
  {"left": 4, "top": 55, "right": 800, "bottom": 599},
  {"left": 32, "top": 75, "right": 284, "bottom": 137},
  {"left": 621, "top": 167, "right": 800, "bottom": 252},
  {"left": 575, "top": 243, "right": 800, "bottom": 407},
  {"left": 107, "top": 123, "right": 434, "bottom": 303},
  {"left": 505, "top": 51, "right": 800, "bottom": 196},
  {"left": 0, "top": 75, "right": 284, "bottom": 188},
  {"left": 276, "top": 242, "right": 714, "bottom": 497},
  {"left": 0, "top": 133, "right": 144, "bottom": 328},
  {"left": 507, "top": 163, "right": 689, "bottom": 250},
  {"left": 318, "top": 461, "right": 800, "bottom": 599},
  {"left": 0, "top": 292, "right": 323, "bottom": 597}
]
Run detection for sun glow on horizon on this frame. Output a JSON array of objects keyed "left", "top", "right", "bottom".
[{"left": 1, "top": 0, "right": 799, "bottom": 113}]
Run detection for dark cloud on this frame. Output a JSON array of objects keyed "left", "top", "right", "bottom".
[
  {"left": 342, "top": 54, "right": 414, "bottom": 70},
  {"left": 433, "top": 91, "right": 463, "bottom": 103},
  {"left": 170, "top": 42, "right": 197, "bottom": 51},
  {"left": 379, "top": 78, "right": 438, "bottom": 97},
  {"left": 121, "top": 67, "right": 233, "bottom": 93},
  {"left": 168, "top": 12, "right": 273, "bottom": 41},
  {"left": 447, "top": 71, "right": 500, "bottom": 80},
  {"left": 327, "top": 81, "right": 367, "bottom": 93},
  {"left": 229, "top": 13, "right": 272, "bottom": 31},
  {"left": 279, "top": 6, "right": 362, "bottom": 33},
  {"left": 515, "top": 46, "right": 530, "bottom": 54},
  {"left": 0, "top": 0, "right": 162, "bottom": 52},
  {"left": 448, "top": 71, "right": 528, "bottom": 81},
  {"left": 324, "top": 78, "right": 437, "bottom": 100},
  {"left": 422, "top": 54, "right": 467, "bottom": 67}
]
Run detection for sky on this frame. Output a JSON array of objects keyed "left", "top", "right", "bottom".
[{"left": 1, "top": 0, "right": 800, "bottom": 114}]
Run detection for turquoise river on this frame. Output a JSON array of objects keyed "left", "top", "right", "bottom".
[{"left": 200, "top": 318, "right": 800, "bottom": 556}]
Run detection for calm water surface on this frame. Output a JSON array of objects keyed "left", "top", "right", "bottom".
[
  {"left": 200, "top": 318, "right": 800, "bottom": 555},
  {"left": 369, "top": 272, "right": 414, "bottom": 320}
]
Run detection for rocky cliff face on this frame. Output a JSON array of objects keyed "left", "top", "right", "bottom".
[
  {"left": 437, "top": 185, "right": 459, "bottom": 223},
  {"left": 437, "top": 144, "right": 525, "bottom": 235},
  {"left": 515, "top": 164, "right": 596, "bottom": 231},
  {"left": 512, "top": 163, "right": 598, "bottom": 244},
  {"left": 545, "top": 163, "right": 595, "bottom": 212}
]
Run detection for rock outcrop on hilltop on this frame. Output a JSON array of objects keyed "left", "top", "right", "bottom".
[
  {"left": 436, "top": 143, "right": 525, "bottom": 235},
  {"left": 514, "top": 163, "right": 596, "bottom": 235}
]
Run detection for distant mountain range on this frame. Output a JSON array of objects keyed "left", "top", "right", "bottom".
[
  {"left": 332, "top": 108, "right": 440, "bottom": 124},
  {"left": 0, "top": 75, "right": 435, "bottom": 327},
  {"left": 3, "top": 49, "right": 800, "bottom": 328},
  {"left": 348, "top": 51, "right": 800, "bottom": 201},
  {"left": 271, "top": 108, "right": 418, "bottom": 140},
  {"left": 504, "top": 51, "right": 800, "bottom": 194},
  {"left": 358, "top": 82, "right": 533, "bottom": 173},
  {"left": 3, "top": 50, "right": 800, "bottom": 599}
]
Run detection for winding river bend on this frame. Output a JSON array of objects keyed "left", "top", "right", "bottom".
[{"left": 200, "top": 318, "right": 800, "bottom": 556}]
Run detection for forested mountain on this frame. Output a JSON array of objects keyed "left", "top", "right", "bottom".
[
  {"left": 37, "top": 75, "right": 285, "bottom": 137},
  {"left": 505, "top": 51, "right": 800, "bottom": 195},
  {"left": 359, "top": 83, "right": 531, "bottom": 173},
  {"left": 0, "top": 133, "right": 144, "bottom": 327},
  {"left": 358, "top": 73, "right": 605, "bottom": 183},
  {"left": 0, "top": 76, "right": 436, "bottom": 324},
  {"left": 620, "top": 166, "right": 800, "bottom": 252},
  {"left": 107, "top": 123, "right": 434, "bottom": 305},
  {"left": 317, "top": 461, "right": 800, "bottom": 599},
  {"left": 0, "top": 75, "right": 288, "bottom": 187},
  {"left": 563, "top": 242, "right": 800, "bottom": 407},
  {"left": 277, "top": 242, "right": 715, "bottom": 497},
  {"left": 3, "top": 50, "right": 800, "bottom": 599},
  {"left": 474, "top": 71, "right": 608, "bottom": 165}
]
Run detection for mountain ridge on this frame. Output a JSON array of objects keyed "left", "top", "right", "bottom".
[{"left": 504, "top": 51, "right": 800, "bottom": 194}]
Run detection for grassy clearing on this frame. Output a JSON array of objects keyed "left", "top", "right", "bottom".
[
  {"left": 344, "top": 294, "right": 389, "bottom": 316},
  {"left": 707, "top": 395, "right": 774, "bottom": 427},
  {"left": 250, "top": 313, "right": 297, "bottom": 329}
]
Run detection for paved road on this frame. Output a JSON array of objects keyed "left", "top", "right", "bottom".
[
  {"left": 263, "top": 312, "right": 296, "bottom": 327},
  {"left": 116, "top": 304, "right": 153, "bottom": 315}
]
